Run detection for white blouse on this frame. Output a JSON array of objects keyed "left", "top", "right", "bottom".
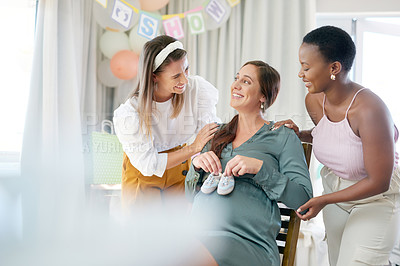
[{"left": 113, "top": 75, "right": 220, "bottom": 177}]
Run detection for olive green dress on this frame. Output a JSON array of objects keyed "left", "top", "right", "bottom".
[{"left": 185, "top": 123, "right": 313, "bottom": 266}]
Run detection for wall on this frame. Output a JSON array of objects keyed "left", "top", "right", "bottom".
[{"left": 317, "top": 0, "right": 400, "bottom": 14}]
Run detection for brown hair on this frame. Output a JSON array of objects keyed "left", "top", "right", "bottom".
[
  {"left": 210, "top": 60, "right": 280, "bottom": 158},
  {"left": 131, "top": 35, "right": 187, "bottom": 137}
]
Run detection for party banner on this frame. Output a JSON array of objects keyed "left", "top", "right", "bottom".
[
  {"left": 94, "top": 0, "right": 240, "bottom": 38},
  {"left": 96, "top": 0, "right": 107, "bottom": 8},
  {"left": 226, "top": 0, "right": 240, "bottom": 7},
  {"left": 137, "top": 12, "right": 161, "bottom": 39},
  {"left": 163, "top": 16, "right": 184, "bottom": 39},
  {"left": 205, "top": 0, "right": 226, "bottom": 24},
  {"left": 186, "top": 12, "right": 205, "bottom": 35},
  {"left": 112, "top": 0, "right": 134, "bottom": 29}
]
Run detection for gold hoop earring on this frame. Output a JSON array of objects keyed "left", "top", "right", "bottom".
[{"left": 330, "top": 74, "right": 336, "bottom": 80}]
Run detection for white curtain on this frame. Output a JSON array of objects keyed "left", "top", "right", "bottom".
[
  {"left": 162, "top": 0, "right": 316, "bottom": 128},
  {"left": 20, "top": 0, "right": 97, "bottom": 241},
  {"left": 10, "top": 0, "right": 326, "bottom": 265}
]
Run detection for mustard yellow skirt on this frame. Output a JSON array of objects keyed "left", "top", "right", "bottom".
[{"left": 121, "top": 145, "right": 190, "bottom": 210}]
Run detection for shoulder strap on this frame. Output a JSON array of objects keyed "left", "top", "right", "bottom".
[{"left": 345, "top": 88, "right": 366, "bottom": 117}]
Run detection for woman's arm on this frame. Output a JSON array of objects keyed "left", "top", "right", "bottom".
[
  {"left": 114, "top": 109, "right": 216, "bottom": 177},
  {"left": 265, "top": 129, "right": 313, "bottom": 210},
  {"left": 185, "top": 144, "right": 216, "bottom": 202},
  {"left": 114, "top": 108, "right": 169, "bottom": 177},
  {"left": 271, "top": 93, "right": 322, "bottom": 143},
  {"left": 272, "top": 120, "right": 313, "bottom": 143},
  {"left": 223, "top": 128, "right": 313, "bottom": 210},
  {"left": 166, "top": 123, "right": 219, "bottom": 170}
]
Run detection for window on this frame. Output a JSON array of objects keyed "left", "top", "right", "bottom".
[
  {"left": 356, "top": 17, "right": 400, "bottom": 150},
  {"left": 318, "top": 15, "right": 400, "bottom": 150},
  {"left": 0, "top": 1, "right": 37, "bottom": 166}
]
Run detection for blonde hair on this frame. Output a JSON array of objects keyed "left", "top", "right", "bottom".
[{"left": 131, "top": 35, "right": 187, "bottom": 137}]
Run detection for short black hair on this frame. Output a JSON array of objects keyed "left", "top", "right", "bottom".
[{"left": 303, "top": 26, "right": 356, "bottom": 71}]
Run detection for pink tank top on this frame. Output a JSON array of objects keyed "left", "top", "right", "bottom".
[{"left": 312, "top": 89, "right": 368, "bottom": 181}]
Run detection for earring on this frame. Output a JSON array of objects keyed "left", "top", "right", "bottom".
[
  {"left": 261, "top": 102, "right": 264, "bottom": 109},
  {"left": 330, "top": 74, "right": 336, "bottom": 80}
]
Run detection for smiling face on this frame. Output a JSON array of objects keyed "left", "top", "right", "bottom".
[
  {"left": 230, "top": 64, "right": 266, "bottom": 113},
  {"left": 153, "top": 56, "right": 189, "bottom": 101},
  {"left": 298, "top": 43, "right": 332, "bottom": 94}
]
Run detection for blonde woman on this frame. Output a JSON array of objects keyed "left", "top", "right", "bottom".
[{"left": 114, "top": 35, "right": 220, "bottom": 210}]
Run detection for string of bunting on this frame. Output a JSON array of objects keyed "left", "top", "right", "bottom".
[{"left": 95, "top": 0, "right": 240, "bottom": 40}]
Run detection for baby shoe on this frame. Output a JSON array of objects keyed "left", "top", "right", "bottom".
[
  {"left": 217, "top": 174, "right": 235, "bottom": 195},
  {"left": 201, "top": 173, "right": 221, "bottom": 194}
]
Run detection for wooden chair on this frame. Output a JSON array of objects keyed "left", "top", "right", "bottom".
[{"left": 278, "top": 143, "right": 312, "bottom": 266}]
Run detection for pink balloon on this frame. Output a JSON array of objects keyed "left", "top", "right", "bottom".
[
  {"left": 139, "top": 0, "right": 169, "bottom": 11},
  {"left": 110, "top": 50, "right": 139, "bottom": 80}
]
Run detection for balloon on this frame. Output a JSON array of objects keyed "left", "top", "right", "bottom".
[
  {"left": 190, "top": 0, "right": 231, "bottom": 31},
  {"left": 93, "top": 0, "right": 141, "bottom": 32},
  {"left": 139, "top": 0, "right": 169, "bottom": 11},
  {"left": 110, "top": 50, "right": 139, "bottom": 80},
  {"left": 99, "top": 31, "right": 131, "bottom": 59},
  {"left": 97, "top": 59, "right": 123, "bottom": 87}
]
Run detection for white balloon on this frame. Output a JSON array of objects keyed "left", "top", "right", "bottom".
[
  {"left": 100, "top": 31, "right": 131, "bottom": 59},
  {"left": 190, "top": 0, "right": 231, "bottom": 31},
  {"left": 97, "top": 59, "right": 123, "bottom": 87},
  {"left": 93, "top": 0, "right": 141, "bottom": 32}
]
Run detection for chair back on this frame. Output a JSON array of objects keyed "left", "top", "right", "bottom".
[{"left": 278, "top": 143, "right": 312, "bottom": 266}]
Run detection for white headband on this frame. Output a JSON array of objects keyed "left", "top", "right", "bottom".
[{"left": 153, "top": 41, "right": 184, "bottom": 71}]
